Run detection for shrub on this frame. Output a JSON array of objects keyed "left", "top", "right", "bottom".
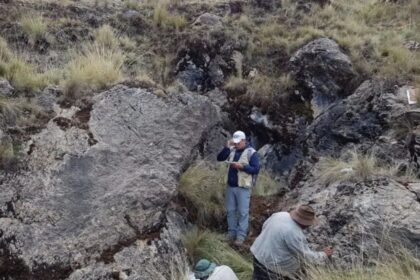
[
  {"left": 64, "top": 43, "right": 124, "bottom": 97},
  {"left": 182, "top": 229, "right": 253, "bottom": 280},
  {"left": 20, "top": 15, "right": 47, "bottom": 42}
]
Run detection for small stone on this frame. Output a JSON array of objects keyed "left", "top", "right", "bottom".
[
  {"left": 193, "top": 13, "right": 222, "bottom": 27},
  {"left": 0, "top": 79, "right": 14, "bottom": 97}
]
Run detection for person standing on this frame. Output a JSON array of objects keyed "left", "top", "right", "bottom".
[
  {"left": 250, "top": 205, "right": 333, "bottom": 280},
  {"left": 217, "top": 130, "right": 260, "bottom": 245}
]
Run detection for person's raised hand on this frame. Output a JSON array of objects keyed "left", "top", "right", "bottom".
[
  {"left": 323, "top": 247, "right": 334, "bottom": 257},
  {"left": 231, "top": 163, "right": 243, "bottom": 170},
  {"left": 226, "top": 140, "right": 234, "bottom": 147}
]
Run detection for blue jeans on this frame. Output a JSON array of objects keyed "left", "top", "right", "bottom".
[{"left": 225, "top": 186, "right": 251, "bottom": 240}]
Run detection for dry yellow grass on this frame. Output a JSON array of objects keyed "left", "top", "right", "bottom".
[
  {"left": 64, "top": 43, "right": 124, "bottom": 96},
  {"left": 153, "top": 0, "right": 187, "bottom": 31},
  {"left": 5, "top": 57, "right": 47, "bottom": 91},
  {"left": 308, "top": 250, "right": 420, "bottom": 280},
  {"left": 94, "top": 24, "right": 119, "bottom": 49},
  {"left": 20, "top": 15, "right": 47, "bottom": 42},
  {"left": 179, "top": 161, "right": 281, "bottom": 226},
  {"left": 316, "top": 151, "right": 419, "bottom": 185}
]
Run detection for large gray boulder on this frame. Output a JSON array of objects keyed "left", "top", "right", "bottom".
[
  {"left": 290, "top": 38, "right": 357, "bottom": 117},
  {"left": 0, "top": 85, "right": 221, "bottom": 279}
]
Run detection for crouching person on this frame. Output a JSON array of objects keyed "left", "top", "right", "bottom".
[
  {"left": 190, "top": 259, "right": 239, "bottom": 280},
  {"left": 251, "top": 205, "right": 333, "bottom": 280}
]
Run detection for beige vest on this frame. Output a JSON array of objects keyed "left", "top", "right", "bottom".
[{"left": 228, "top": 147, "right": 255, "bottom": 188}]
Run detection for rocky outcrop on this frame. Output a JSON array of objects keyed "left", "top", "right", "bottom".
[
  {"left": 0, "top": 85, "right": 221, "bottom": 279},
  {"left": 175, "top": 30, "right": 247, "bottom": 92},
  {"left": 290, "top": 38, "right": 357, "bottom": 117},
  {"left": 287, "top": 177, "right": 420, "bottom": 266},
  {"left": 306, "top": 80, "right": 407, "bottom": 157},
  {"left": 68, "top": 210, "right": 188, "bottom": 280}
]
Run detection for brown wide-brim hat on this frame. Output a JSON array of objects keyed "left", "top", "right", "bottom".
[{"left": 290, "top": 205, "right": 319, "bottom": 226}]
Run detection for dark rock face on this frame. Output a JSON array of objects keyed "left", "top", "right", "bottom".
[
  {"left": 306, "top": 80, "right": 406, "bottom": 157},
  {"left": 175, "top": 31, "right": 244, "bottom": 92},
  {"left": 251, "top": 0, "right": 281, "bottom": 10},
  {"left": 296, "top": 0, "right": 331, "bottom": 12},
  {"left": 0, "top": 85, "right": 221, "bottom": 279},
  {"left": 229, "top": 1, "right": 243, "bottom": 14},
  {"left": 290, "top": 38, "right": 357, "bottom": 117}
]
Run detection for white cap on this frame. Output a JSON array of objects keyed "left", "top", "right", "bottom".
[{"left": 232, "top": 131, "right": 246, "bottom": 143}]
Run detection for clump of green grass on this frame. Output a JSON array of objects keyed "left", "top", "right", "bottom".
[
  {"left": 20, "top": 15, "right": 47, "bottom": 42},
  {"left": 179, "top": 161, "right": 281, "bottom": 226},
  {"left": 179, "top": 162, "right": 227, "bottom": 226},
  {"left": 182, "top": 229, "right": 253, "bottom": 280},
  {"left": 64, "top": 43, "right": 124, "bottom": 97}
]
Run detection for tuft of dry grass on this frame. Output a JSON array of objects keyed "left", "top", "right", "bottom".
[
  {"left": 253, "top": 170, "right": 282, "bottom": 197},
  {"left": 179, "top": 161, "right": 281, "bottom": 226},
  {"left": 64, "top": 43, "right": 124, "bottom": 97},
  {"left": 20, "top": 15, "right": 47, "bottom": 42},
  {"left": 0, "top": 36, "right": 54, "bottom": 91},
  {"left": 5, "top": 57, "right": 47, "bottom": 91},
  {"left": 179, "top": 162, "right": 227, "bottom": 227},
  {"left": 153, "top": 0, "right": 187, "bottom": 31},
  {"left": 308, "top": 250, "right": 420, "bottom": 280},
  {"left": 94, "top": 24, "right": 119, "bottom": 49},
  {"left": 224, "top": 77, "right": 248, "bottom": 96},
  {"left": 0, "top": 37, "right": 12, "bottom": 62},
  {"left": 316, "top": 150, "right": 419, "bottom": 185},
  {"left": 316, "top": 151, "right": 382, "bottom": 185}
]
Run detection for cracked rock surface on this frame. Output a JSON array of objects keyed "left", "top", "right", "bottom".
[{"left": 0, "top": 85, "right": 221, "bottom": 279}]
